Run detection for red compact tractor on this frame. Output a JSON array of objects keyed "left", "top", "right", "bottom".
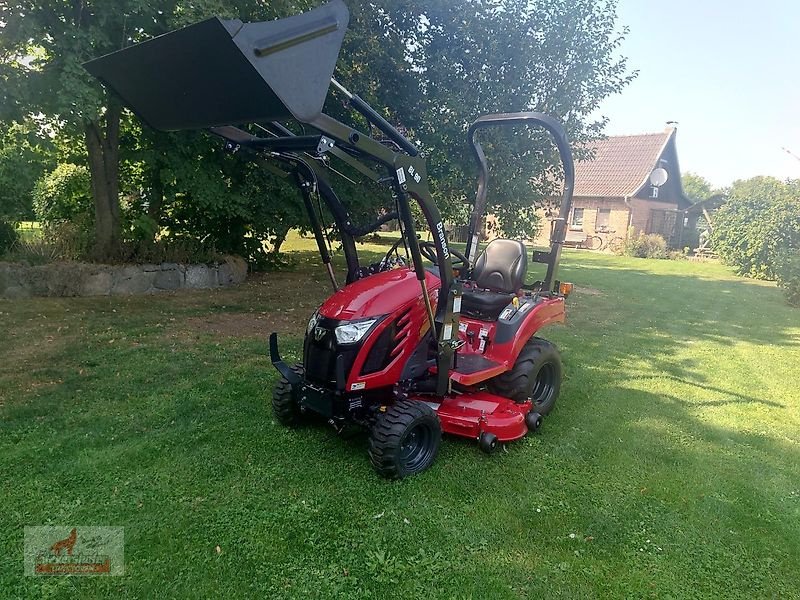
[{"left": 85, "top": 0, "right": 575, "bottom": 478}]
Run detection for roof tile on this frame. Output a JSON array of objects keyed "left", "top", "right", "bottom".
[{"left": 575, "top": 131, "right": 673, "bottom": 197}]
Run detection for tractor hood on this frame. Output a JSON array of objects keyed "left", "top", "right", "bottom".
[
  {"left": 319, "top": 268, "right": 440, "bottom": 321},
  {"left": 83, "top": 0, "right": 349, "bottom": 130}
]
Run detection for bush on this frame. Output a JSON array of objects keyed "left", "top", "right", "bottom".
[
  {"left": 0, "top": 220, "right": 19, "bottom": 255},
  {"left": 710, "top": 177, "right": 800, "bottom": 279},
  {"left": 617, "top": 229, "right": 668, "bottom": 259},
  {"left": 32, "top": 163, "right": 93, "bottom": 225},
  {"left": 3, "top": 219, "right": 93, "bottom": 264},
  {"left": 775, "top": 249, "right": 800, "bottom": 307}
]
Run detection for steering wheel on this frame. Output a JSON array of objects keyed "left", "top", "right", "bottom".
[
  {"left": 418, "top": 241, "right": 469, "bottom": 270},
  {"left": 377, "top": 239, "right": 469, "bottom": 274},
  {"left": 377, "top": 237, "right": 408, "bottom": 272}
]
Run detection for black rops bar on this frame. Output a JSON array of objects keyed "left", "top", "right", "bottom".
[{"left": 464, "top": 112, "right": 575, "bottom": 293}]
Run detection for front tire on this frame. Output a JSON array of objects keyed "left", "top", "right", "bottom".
[
  {"left": 489, "top": 338, "right": 562, "bottom": 415},
  {"left": 368, "top": 400, "right": 441, "bottom": 479},
  {"left": 272, "top": 363, "right": 305, "bottom": 426}
]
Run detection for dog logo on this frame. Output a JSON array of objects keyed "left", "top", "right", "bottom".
[
  {"left": 25, "top": 526, "right": 125, "bottom": 577},
  {"left": 314, "top": 326, "right": 326, "bottom": 341},
  {"left": 50, "top": 528, "right": 77, "bottom": 556}
]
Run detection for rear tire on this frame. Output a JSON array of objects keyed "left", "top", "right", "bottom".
[
  {"left": 368, "top": 400, "right": 441, "bottom": 479},
  {"left": 489, "top": 338, "right": 562, "bottom": 415},
  {"left": 272, "top": 363, "right": 304, "bottom": 426}
]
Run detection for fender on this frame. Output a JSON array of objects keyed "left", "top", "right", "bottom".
[
  {"left": 452, "top": 296, "right": 565, "bottom": 385},
  {"left": 490, "top": 296, "right": 566, "bottom": 362}
]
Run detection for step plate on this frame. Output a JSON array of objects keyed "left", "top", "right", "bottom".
[{"left": 450, "top": 354, "right": 507, "bottom": 386}]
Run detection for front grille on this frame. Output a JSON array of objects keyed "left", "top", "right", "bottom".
[{"left": 303, "top": 317, "right": 359, "bottom": 388}]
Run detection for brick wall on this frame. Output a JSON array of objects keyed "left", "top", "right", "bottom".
[
  {"left": 532, "top": 197, "right": 631, "bottom": 247},
  {"left": 482, "top": 196, "right": 682, "bottom": 249},
  {"left": 628, "top": 198, "right": 680, "bottom": 235},
  {"left": 530, "top": 196, "right": 682, "bottom": 247}
]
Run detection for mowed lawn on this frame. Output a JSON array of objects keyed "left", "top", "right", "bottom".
[{"left": 2, "top": 245, "right": 799, "bottom": 598}]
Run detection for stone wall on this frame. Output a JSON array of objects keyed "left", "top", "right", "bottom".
[{"left": 0, "top": 256, "right": 247, "bottom": 299}]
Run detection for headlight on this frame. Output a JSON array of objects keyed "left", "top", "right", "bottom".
[
  {"left": 307, "top": 310, "right": 320, "bottom": 335},
  {"left": 335, "top": 318, "right": 378, "bottom": 345}
]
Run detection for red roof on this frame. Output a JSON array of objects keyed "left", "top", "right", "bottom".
[{"left": 574, "top": 130, "right": 674, "bottom": 198}]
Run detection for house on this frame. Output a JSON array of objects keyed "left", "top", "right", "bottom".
[{"left": 532, "top": 126, "right": 693, "bottom": 249}]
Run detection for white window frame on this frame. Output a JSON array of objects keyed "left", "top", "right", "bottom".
[{"left": 570, "top": 207, "right": 585, "bottom": 231}]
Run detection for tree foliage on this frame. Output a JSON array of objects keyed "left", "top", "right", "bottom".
[
  {"left": 682, "top": 172, "right": 714, "bottom": 203},
  {"left": 775, "top": 248, "right": 800, "bottom": 307},
  {"left": 0, "top": 220, "right": 19, "bottom": 254},
  {"left": 33, "top": 163, "right": 92, "bottom": 224},
  {"left": 1, "top": 0, "right": 634, "bottom": 263},
  {"left": 357, "top": 0, "right": 635, "bottom": 237},
  {"left": 711, "top": 176, "right": 800, "bottom": 279},
  {"left": 0, "top": 120, "right": 55, "bottom": 221}
]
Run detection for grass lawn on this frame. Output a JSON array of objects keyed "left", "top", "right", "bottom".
[
  {"left": 14, "top": 221, "right": 42, "bottom": 243},
  {"left": 2, "top": 244, "right": 799, "bottom": 598}
]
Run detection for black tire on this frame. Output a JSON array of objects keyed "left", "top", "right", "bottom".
[
  {"left": 585, "top": 235, "right": 603, "bottom": 250},
  {"left": 489, "top": 338, "right": 562, "bottom": 415},
  {"left": 479, "top": 432, "right": 499, "bottom": 454},
  {"left": 368, "top": 400, "right": 441, "bottom": 479},
  {"left": 525, "top": 411, "right": 543, "bottom": 433},
  {"left": 272, "top": 363, "right": 304, "bottom": 426}
]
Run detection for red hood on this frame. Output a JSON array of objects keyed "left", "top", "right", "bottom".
[{"left": 319, "top": 267, "right": 440, "bottom": 320}]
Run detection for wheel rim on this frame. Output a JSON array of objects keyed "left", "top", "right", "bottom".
[
  {"left": 531, "top": 362, "right": 556, "bottom": 405},
  {"left": 399, "top": 422, "right": 435, "bottom": 472}
]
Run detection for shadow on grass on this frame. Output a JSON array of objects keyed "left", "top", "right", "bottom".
[{"left": 630, "top": 374, "right": 785, "bottom": 409}]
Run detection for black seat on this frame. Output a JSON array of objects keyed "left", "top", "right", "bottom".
[{"left": 461, "top": 239, "right": 528, "bottom": 320}]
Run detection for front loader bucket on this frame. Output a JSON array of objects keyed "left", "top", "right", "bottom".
[{"left": 83, "top": 0, "right": 349, "bottom": 131}]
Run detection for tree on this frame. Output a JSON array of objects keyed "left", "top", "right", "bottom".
[
  {"left": 399, "top": 0, "right": 635, "bottom": 236},
  {"left": 711, "top": 176, "right": 800, "bottom": 279},
  {"left": 1, "top": 2, "right": 175, "bottom": 256},
  {"left": 682, "top": 172, "right": 714, "bottom": 203},
  {"left": 0, "top": 120, "right": 55, "bottom": 221},
  {"left": 0, "top": 0, "right": 299, "bottom": 258}
]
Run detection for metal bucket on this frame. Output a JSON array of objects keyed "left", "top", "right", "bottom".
[{"left": 84, "top": 0, "right": 349, "bottom": 130}]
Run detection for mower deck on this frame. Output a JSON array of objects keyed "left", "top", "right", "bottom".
[{"left": 422, "top": 390, "right": 533, "bottom": 442}]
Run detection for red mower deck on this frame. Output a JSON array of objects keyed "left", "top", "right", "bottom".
[{"left": 425, "top": 391, "right": 533, "bottom": 442}]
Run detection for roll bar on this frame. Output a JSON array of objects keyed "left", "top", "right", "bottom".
[{"left": 464, "top": 112, "right": 575, "bottom": 293}]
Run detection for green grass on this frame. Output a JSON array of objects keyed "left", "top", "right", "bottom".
[
  {"left": 14, "top": 221, "right": 42, "bottom": 243},
  {"left": 2, "top": 248, "right": 800, "bottom": 598}
]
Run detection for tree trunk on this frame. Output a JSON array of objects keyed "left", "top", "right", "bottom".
[
  {"left": 147, "top": 172, "right": 164, "bottom": 223},
  {"left": 272, "top": 225, "right": 290, "bottom": 255},
  {"left": 84, "top": 98, "right": 122, "bottom": 259},
  {"left": 145, "top": 166, "right": 166, "bottom": 242}
]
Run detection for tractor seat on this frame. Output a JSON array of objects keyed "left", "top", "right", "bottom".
[{"left": 461, "top": 239, "right": 528, "bottom": 320}]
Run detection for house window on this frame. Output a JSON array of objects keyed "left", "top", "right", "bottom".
[
  {"left": 570, "top": 208, "right": 585, "bottom": 230},
  {"left": 596, "top": 208, "right": 611, "bottom": 231}
]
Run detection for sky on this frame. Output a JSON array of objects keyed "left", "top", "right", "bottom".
[{"left": 599, "top": 0, "right": 800, "bottom": 187}]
